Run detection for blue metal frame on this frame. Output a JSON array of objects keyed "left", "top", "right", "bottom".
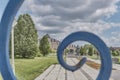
[
  {"left": 0, "top": 0, "right": 24, "bottom": 80},
  {"left": 57, "top": 31, "right": 112, "bottom": 80},
  {"left": 0, "top": 0, "right": 112, "bottom": 80}
]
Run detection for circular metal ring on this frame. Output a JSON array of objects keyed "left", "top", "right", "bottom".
[
  {"left": 0, "top": 0, "right": 24, "bottom": 80},
  {"left": 57, "top": 31, "right": 112, "bottom": 80}
]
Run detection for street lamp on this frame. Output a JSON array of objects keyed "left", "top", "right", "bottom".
[{"left": 11, "top": 18, "right": 17, "bottom": 74}]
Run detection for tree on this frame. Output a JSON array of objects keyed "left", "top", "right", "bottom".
[
  {"left": 93, "top": 47, "right": 99, "bottom": 59},
  {"left": 87, "top": 45, "right": 95, "bottom": 56},
  {"left": 88, "top": 46, "right": 93, "bottom": 56},
  {"left": 69, "top": 49, "right": 74, "bottom": 54},
  {"left": 80, "top": 46, "right": 84, "bottom": 55},
  {"left": 39, "top": 34, "right": 51, "bottom": 56},
  {"left": 14, "top": 14, "right": 39, "bottom": 58},
  {"left": 64, "top": 49, "right": 69, "bottom": 54},
  {"left": 116, "top": 49, "right": 120, "bottom": 56},
  {"left": 75, "top": 45, "right": 80, "bottom": 55},
  {"left": 80, "top": 46, "right": 87, "bottom": 56},
  {"left": 112, "top": 50, "right": 119, "bottom": 56},
  {"left": 80, "top": 44, "right": 95, "bottom": 56}
]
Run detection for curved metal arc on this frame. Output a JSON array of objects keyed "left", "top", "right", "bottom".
[
  {"left": 74, "top": 57, "right": 87, "bottom": 71},
  {"left": 57, "top": 31, "right": 112, "bottom": 80},
  {"left": 0, "top": 0, "right": 24, "bottom": 80}
]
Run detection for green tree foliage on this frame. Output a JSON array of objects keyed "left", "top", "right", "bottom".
[
  {"left": 84, "top": 44, "right": 90, "bottom": 55},
  {"left": 14, "top": 14, "right": 39, "bottom": 58},
  {"left": 80, "top": 46, "right": 84, "bottom": 55},
  {"left": 39, "top": 35, "right": 51, "bottom": 56},
  {"left": 88, "top": 46, "right": 93, "bottom": 56},
  {"left": 69, "top": 49, "right": 74, "bottom": 54},
  {"left": 64, "top": 49, "right": 69, "bottom": 54},
  {"left": 80, "top": 44, "right": 90, "bottom": 55},
  {"left": 112, "top": 50, "right": 119, "bottom": 56},
  {"left": 80, "top": 44, "right": 98, "bottom": 56}
]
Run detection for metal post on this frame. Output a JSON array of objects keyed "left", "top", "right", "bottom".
[{"left": 11, "top": 19, "right": 17, "bottom": 74}]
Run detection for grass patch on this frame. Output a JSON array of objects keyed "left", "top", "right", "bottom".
[
  {"left": 0, "top": 74, "right": 2, "bottom": 80},
  {"left": 77, "top": 57, "right": 100, "bottom": 69},
  {"left": 77, "top": 57, "right": 115, "bottom": 70},
  {"left": 15, "top": 56, "right": 58, "bottom": 80},
  {"left": 86, "top": 60, "right": 116, "bottom": 70},
  {"left": 86, "top": 60, "right": 101, "bottom": 69}
]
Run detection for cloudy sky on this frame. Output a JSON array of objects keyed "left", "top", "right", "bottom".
[{"left": 1, "top": 0, "right": 120, "bottom": 47}]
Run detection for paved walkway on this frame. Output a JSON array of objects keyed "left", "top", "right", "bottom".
[{"left": 35, "top": 58, "right": 113, "bottom": 80}]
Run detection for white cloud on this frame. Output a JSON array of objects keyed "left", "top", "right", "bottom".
[
  {"left": 101, "top": 31, "right": 120, "bottom": 47},
  {"left": 20, "top": 0, "right": 119, "bottom": 21},
  {"left": 18, "top": 0, "right": 120, "bottom": 47}
]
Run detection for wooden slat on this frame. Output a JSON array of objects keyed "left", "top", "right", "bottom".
[
  {"left": 57, "top": 67, "right": 66, "bottom": 80},
  {"left": 44, "top": 65, "right": 61, "bottom": 80},
  {"left": 67, "top": 71, "right": 75, "bottom": 80},
  {"left": 66, "top": 58, "right": 88, "bottom": 80},
  {"left": 73, "top": 70, "right": 88, "bottom": 80},
  {"left": 35, "top": 58, "right": 114, "bottom": 80},
  {"left": 66, "top": 58, "right": 75, "bottom": 80}
]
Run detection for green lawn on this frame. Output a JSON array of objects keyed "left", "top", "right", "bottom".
[
  {"left": 0, "top": 74, "right": 2, "bottom": 80},
  {"left": 15, "top": 56, "right": 58, "bottom": 80}
]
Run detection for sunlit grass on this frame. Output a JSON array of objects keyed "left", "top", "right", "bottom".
[
  {"left": 0, "top": 73, "right": 3, "bottom": 80},
  {"left": 14, "top": 56, "right": 58, "bottom": 80}
]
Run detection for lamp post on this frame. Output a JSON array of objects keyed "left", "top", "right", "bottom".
[{"left": 11, "top": 18, "right": 17, "bottom": 74}]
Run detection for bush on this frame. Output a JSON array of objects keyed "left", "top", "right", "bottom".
[
  {"left": 112, "top": 50, "right": 119, "bottom": 56},
  {"left": 36, "top": 54, "right": 42, "bottom": 57}
]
